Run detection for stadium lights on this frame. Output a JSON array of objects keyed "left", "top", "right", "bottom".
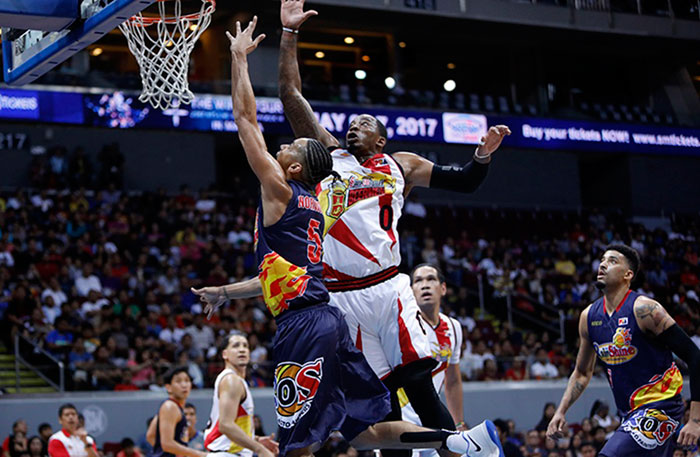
[
  {"left": 344, "top": 36, "right": 355, "bottom": 44},
  {"left": 315, "top": 51, "right": 325, "bottom": 59},
  {"left": 190, "top": 24, "right": 198, "bottom": 32},
  {"left": 398, "top": 41, "right": 406, "bottom": 48},
  {"left": 355, "top": 70, "right": 367, "bottom": 80},
  {"left": 91, "top": 47, "right": 103, "bottom": 57},
  {"left": 385, "top": 77, "right": 396, "bottom": 90},
  {"left": 444, "top": 80, "right": 456, "bottom": 92}
]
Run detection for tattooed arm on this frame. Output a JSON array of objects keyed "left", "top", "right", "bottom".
[
  {"left": 547, "top": 305, "right": 597, "bottom": 439},
  {"left": 634, "top": 296, "right": 700, "bottom": 447},
  {"left": 633, "top": 297, "right": 675, "bottom": 335},
  {"left": 278, "top": 0, "right": 339, "bottom": 148}
]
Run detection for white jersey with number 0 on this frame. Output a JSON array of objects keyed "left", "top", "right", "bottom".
[
  {"left": 204, "top": 368, "right": 254, "bottom": 456},
  {"left": 316, "top": 149, "right": 405, "bottom": 280}
]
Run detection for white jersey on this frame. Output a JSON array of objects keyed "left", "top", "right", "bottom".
[
  {"left": 204, "top": 368, "right": 255, "bottom": 456},
  {"left": 400, "top": 313, "right": 463, "bottom": 418},
  {"left": 316, "top": 149, "right": 405, "bottom": 279}
]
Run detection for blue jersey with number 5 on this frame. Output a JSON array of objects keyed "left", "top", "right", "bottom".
[{"left": 254, "top": 180, "right": 329, "bottom": 318}]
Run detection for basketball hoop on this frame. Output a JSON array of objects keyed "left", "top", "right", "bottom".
[{"left": 118, "top": 0, "right": 215, "bottom": 110}]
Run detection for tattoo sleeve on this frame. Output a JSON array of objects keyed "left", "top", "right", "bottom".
[
  {"left": 635, "top": 301, "right": 674, "bottom": 334},
  {"left": 278, "top": 33, "right": 338, "bottom": 147}
]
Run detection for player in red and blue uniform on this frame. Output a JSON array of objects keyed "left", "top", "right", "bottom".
[
  {"left": 547, "top": 244, "right": 700, "bottom": 456},
  {"left": 194, "top": 17, "right": 504, "bottom": 457}
]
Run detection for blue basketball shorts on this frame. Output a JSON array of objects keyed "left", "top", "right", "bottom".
[{"left": 272, "top": 304, "right": 392, "bottom": 456}]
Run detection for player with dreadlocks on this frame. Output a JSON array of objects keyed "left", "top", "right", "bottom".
[{"left": 194, "top": 18, "right": 505, "bottom": 457}]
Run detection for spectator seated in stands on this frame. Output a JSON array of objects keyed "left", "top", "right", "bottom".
[{"left": 115, "top": 439, "right": 141, "bottom": 457}]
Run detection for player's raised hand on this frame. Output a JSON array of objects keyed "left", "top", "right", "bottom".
[
  {"left": 281, "top": 0, "right": 318, "bottom": 30},
  {"left": 226, "top": 16, "right": 266, "bottom": 56},
  {"left": 191, "top": 286, "right": 227, "bottom": 320},
  {"left": 546, "top": 411, "right": 567, "bottom": 440},
  {"left": 678, "top": 418, "right": 700, "bottom": 449},
  {"left": 475, "top": 125, "right": 511, "bottom": 160}
]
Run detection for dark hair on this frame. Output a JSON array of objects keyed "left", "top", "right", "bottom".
[
  {"left": 218, "top": 330, "right": 248, "bottom": 354},
  {"left": 184, "top": 403, "right": 196, "bottom": 411},
  {"left": 27, "top": 436, "right": 43, "bottom": 451},
  {"left": 58, "top": 403, "right": 77, "bottom": 417},
  {"left": 580, "top": 441, "right": 596, "bottom": 449},
  {"left": 604, "top": 243, "right": 641, "bottom": 279},
  {"left": 493, "top": 419, "right": 508, "bottom": 435},
  {"left": 38, "top": 423, "right": 51, "bottom": 433},
  {"left": 302, "top": 139, "right": 334, "bottom": 187},
  {"left": 410, "top": 263, "right": 446, "bottom": 284},
  {"left": 12, "top": 420, "right": 25, "bottom": 430},
  {"left": 163, "top": 365, "right": 191, "bottom": 384},
  {"left": 120, "top": 438, "right": 134, "bottom": 448}
]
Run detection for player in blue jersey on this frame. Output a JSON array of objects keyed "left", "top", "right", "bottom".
[
  {"left": 193, "top": 17, "right": 504, "bottom": 457},
  {"left": 547, "top": 244, "right": 700, "bottom": 456}
]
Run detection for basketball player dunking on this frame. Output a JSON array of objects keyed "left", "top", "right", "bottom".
[{"left": 195, "top": 16, "right": 504, "bottom": 457}]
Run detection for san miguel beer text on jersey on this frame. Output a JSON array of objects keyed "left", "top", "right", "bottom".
[{"left": 322, "top": 172, "right": 396, "bottom": 224}]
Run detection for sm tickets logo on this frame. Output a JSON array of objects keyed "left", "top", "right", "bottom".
[
  {"left": 274, "top": 358, "right": 324, "bottom": 429},
  {"left": 622, "top": 408, "right": 679, "bottom": 450},
  {"left": 442, "top": 113, "right": 487, "bottom": 144}
]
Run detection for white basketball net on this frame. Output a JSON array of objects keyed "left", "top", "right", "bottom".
[{"left": 118, "top": 0, "right": 215, "bottom": 110}]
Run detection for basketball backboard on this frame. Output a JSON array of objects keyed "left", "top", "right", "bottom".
[{"left": 0, "top": 0, "right": 155, "bottom": 86}]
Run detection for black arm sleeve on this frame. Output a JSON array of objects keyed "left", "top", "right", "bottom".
[
  {"left": 429, "top": 159, "right": 489, "bottom": 193},
  {"left": 657, "top": 324, "right": 700, "bottom": 401}
]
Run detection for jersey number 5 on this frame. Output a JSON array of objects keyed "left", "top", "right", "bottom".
[{"left": 307, "top": 219, "right": 322, "bottom": 264}]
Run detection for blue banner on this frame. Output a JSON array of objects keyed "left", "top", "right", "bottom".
[{"left": 1, "top": 87, "right": 699, "bottom": 156}]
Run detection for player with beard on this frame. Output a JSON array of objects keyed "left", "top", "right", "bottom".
[
  {"left": 195, "top": 18, "right": 504, "bottom": 457},
  {"left": 547, "top": 244, "right": 700, "bottom": 456},
  {"left": 274, "top": 4, "right": 509, "bottom": 455}
]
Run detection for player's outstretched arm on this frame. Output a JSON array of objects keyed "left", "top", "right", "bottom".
[
  {"left": 392, "top": 125, "right": 511, "bottom": 195},
  {"left": 633, "top": 297, "right": 700, "bottom": 447},
  {"left": 218, "top": 375, "right": 277, "bottom": 457},
  {"left": 547, "top": 306, "right": 596, "bottom": 440},
  {"left": 227, "top": 18, "right": 291, "bottom": 211},
  {"left": 191, "top": 279, "right": 263, "bottom": 319},
  {"left": 278, "top": 0, "right": 339, "bottom": 148}
]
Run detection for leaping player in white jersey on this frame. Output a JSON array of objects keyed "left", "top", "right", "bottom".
[
  {"left": 402, "top": 264, "right": 465, "bottom": 457},
  {"left": 204, "top": 332, "right": 279, "bottom": 457},
  {"left": 276, "top": 0, "right": 508, "bottom": 446},
  {"left": 195, "top": 0, "right": 509, "bottom": 452}
]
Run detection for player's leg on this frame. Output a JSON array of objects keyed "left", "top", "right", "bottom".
[
  {"left": 380, "top": 274, "right": 455, "bottom": 430},
  {"left": 332, "top": 304, "right": 504, "bottom": 457},
  {"left": 349, "top": 420, "right": 505, "bottom": 457},
  {"left": 272, "top": 306, "right": 372, "bottom": 457}
]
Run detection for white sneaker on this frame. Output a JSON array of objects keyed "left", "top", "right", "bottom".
[{"left": 445, "top": 420, "right": 504, "bottom": 457}]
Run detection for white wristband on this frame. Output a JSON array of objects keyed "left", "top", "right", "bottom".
[
  {"left": 282, "top": 27, "right": 298, "bottom": 34},
  {"left": 474, "top": 147, "right": 490, "bottom": 160}
]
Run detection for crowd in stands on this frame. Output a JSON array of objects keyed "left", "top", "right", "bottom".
[
  {"left": 0, "top": 173, "right": 699, "bottom": 390},
  {"left": 4, "top": 398, "right": 698, "bottom": 457}
]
